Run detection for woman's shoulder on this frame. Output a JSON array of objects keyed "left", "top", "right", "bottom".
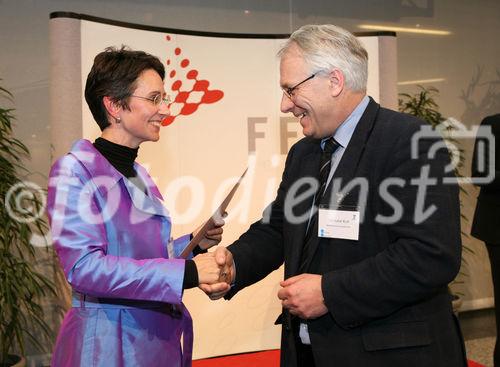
[{"left": 49, "top": 139, "right": 97, "bottom": 179}]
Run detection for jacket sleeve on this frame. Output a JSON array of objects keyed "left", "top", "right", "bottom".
[
  {"left": 225, "top": 145, "right": 301, "bottom": 297},
  {"left": 169, "top": 234, "right": 192, "bottom": 259},
  {"left": 47, "top": 155, "right": 186, "bottom": 304}
]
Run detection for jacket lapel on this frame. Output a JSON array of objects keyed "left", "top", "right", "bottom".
[
  {"left": 126, "top": 163, "right": 170, "bottom": 218},
  {"left": 288, "top": 147, "right": 322, "bottom": 276},
  {"left": 326, "top": 98, "right": 380, "bottom": 193},
  {"left": 70, "top": 139, "right": 169, "bottom": 219}
]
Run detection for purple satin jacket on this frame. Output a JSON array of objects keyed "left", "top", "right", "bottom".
[{"left": 47, "top": 139, "right": 193, "bottom": 367}]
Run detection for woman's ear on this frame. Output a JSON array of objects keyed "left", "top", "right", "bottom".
[
  {"left": 103, "top": 96, "right": 122, "bottom": 123},
  {"left": 328, "top": 69, "right": 345, "bottom": 97}
]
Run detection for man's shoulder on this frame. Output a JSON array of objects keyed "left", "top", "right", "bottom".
[
  {"left": 481, "top": 113, "right": 500, "bottom": 127},
  {"left": 483, "top": 113, "right": 500, "bottom": 121},
  {"left": 376, "top": 106, "right": 426, "bottom": 131},
  {"left": 288, "top": 136, "right": 320, "bottom": 156}
]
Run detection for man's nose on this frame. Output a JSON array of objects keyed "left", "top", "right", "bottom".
[{"left": 280, "top": 92, "right": 294, "bottom": 113}]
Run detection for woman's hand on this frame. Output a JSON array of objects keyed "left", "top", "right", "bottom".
[{"left": 194, "top": 215, "right": 225, "bottom": 250}]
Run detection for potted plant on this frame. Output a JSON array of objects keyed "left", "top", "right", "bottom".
[
  {"left": 0, "top": 81, "right": 56, "bottom": 366},
  {"left": 399, "top": 85, "right": 472, "bottom": 313}
]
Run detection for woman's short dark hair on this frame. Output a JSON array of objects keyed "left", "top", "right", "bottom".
[{"left": 84, "top": 46, "right": 165, "bottom": 131}]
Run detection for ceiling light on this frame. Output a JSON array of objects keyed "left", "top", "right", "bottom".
[
  {"left": 358, "top": 24, "right": 451, "bottom": 36},
  {"left": 398, "top": 78, "right": 446, "bottom": 86}
]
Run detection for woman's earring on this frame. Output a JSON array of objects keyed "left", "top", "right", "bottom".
[{"left": 115, "top": 116, "right": 121, "bottom": 123}]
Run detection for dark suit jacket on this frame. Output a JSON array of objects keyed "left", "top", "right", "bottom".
[
  {"left": 226, "top": 98, "right": 466, "bottom": 367},
  {"left": 471, "top": 114, "right": 500, "bottom": 244}
]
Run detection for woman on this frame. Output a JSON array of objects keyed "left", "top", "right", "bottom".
[{"left": 47, "top": 46, "right": 230, "bottom": 367}]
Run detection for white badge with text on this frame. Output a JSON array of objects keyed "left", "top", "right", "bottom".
[{"left": 318, "top": 206, "right": 360, "bottom": 240}]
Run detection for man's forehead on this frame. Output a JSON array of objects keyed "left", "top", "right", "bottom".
[
  {"left": 280, "top": 51, "right": 307, "bottom": 84},
  {"left": 280, "top": 43, "right": 303, "bottom": 61}
]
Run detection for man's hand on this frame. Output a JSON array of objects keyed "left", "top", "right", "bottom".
[
  {"left": 277, "top": 274, "right": 328, "bottom": 319},
  {"left": 199, "top": 247, "right": 235, "bottom": 300}
]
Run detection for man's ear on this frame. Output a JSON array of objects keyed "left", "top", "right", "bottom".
[
  {"left": 102, "top": 96, "right": 122, "bottom": 122},
  {"left": 328, "top": 69, "right": 345, "bottom": 97}
]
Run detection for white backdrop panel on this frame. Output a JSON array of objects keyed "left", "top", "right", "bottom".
[{"left": 78, "top": 19, "right": 389, "bottom": 359}]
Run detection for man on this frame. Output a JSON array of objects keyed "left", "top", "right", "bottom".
[
  {"left": 471, "top": 113, "right": 500, "bottom": 366},
  {"left": 203, "top": 24, "right": 466, "bottom": 366}
]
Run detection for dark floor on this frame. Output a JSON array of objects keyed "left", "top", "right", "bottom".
[{"left": 460, "top": 308, "right": 497, "bottom": 341}]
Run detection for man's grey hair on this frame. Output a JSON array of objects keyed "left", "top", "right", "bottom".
[{"left": 278, "top": 24, "right": 368, "bottom": 93}]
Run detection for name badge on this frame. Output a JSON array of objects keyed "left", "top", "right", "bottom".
[{"left": 318, "top": 205, "right": 360, "bottom": 240}]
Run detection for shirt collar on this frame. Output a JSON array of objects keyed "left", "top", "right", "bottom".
[
  {"left": 69, "top": 139, "right": 163, "bottom": 200},
  {"left": 321, "top": 95, "right": 370, "bottom": 150}
]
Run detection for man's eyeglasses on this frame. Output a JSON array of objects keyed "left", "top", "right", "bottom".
[
  {"left": 130, "top": 94, "right": 171, "bottom": 107},
  {"left": 282, "top": 73, "right": 316, "bottom": 99}
]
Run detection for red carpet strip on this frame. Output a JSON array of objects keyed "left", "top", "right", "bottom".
[
  {"left": 193, "top": 350, "right": 280, "bottom": 367},
  {"left": 193, "top": 350, "right": 485, "bottom": 367}
]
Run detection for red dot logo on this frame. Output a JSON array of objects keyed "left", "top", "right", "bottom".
[{"left": 163, "top": 35, "right": 224, "bottom": 126}]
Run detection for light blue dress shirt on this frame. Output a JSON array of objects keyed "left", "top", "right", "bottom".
[{"left": 321, "top": 95, "right": 370, "bottom": 188}]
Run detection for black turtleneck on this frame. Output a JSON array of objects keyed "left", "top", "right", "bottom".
[
  {"left": 93, "top": 137, "right": 199, "bottom": 289},
  {"left": 93, "top": 137, "right": 146, "bottom": 192},
  {"left": 94, "top": 137, "right": 138, "bottom": 177}
]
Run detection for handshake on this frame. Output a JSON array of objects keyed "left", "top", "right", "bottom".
[
  {"left": 193, "top": 247, "right": 234, "bottom": 300},
  {"left": 189, "top": 215, "right": 234, "bottom": 300},
  {"left": 189, "top": 221, "right": 327, "bottom": 320}
]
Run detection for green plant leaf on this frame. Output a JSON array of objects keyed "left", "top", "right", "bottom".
[{"left": 0, "top": 80, "right": 56, "bottom": 364}]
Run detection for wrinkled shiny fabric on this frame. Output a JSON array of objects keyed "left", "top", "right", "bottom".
[{"left": 47, "top": 139, "right": 194, "bottom": 367}]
